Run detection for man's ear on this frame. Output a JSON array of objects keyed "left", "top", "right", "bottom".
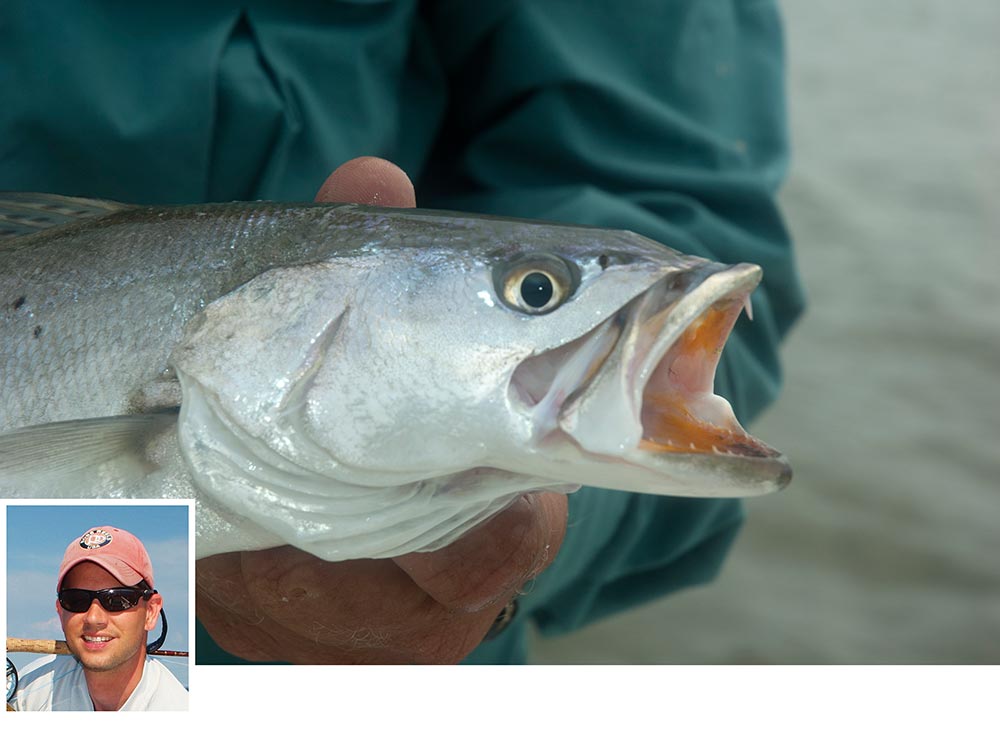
[{"left": 144, "top": 593, "right": 163, "bottom": 632}]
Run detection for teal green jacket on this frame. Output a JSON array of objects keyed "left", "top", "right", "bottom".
[{"left": 1, "top": 1, "right": 804, "bottom": 663}]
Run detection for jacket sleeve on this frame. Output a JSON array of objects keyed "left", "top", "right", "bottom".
[{"left": 421, "top": 0, "right": 805, "bottom": 635}]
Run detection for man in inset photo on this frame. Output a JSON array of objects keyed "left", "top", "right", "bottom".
[{"left": 10, "top": 523, "right": 188, "bottom": 711}]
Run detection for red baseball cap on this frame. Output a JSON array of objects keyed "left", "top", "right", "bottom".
[{"left": 57, "top": 526, "right": 155, "bottom": 591}]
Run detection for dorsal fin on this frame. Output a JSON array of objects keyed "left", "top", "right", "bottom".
[{"left": 0, "top": 192, "right": 129, "bottom": 240}]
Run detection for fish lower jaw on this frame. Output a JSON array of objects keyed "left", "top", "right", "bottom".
[
  {"left": 638, "top": 391, "right": 778, "bottom": 458},
  {"left": 529, "top": 426, "right": 789, "bottom": 498},
  {"left": 627, "top": 331, "right": 789, "bottom": 493}
]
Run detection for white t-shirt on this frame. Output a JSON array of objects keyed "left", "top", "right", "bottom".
[{"left": 12, "top": 654, "right": 188, "bottom": 711}]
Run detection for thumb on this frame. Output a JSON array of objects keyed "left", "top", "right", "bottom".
[{"left": 315, "top": 156, "right": 416, "bottom": 208}]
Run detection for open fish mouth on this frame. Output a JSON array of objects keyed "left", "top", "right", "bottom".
[
  {"left": 512, "top": 262, "right": 789, "bottom": 495},
  {"left": 633, "top": 264, "right": 779, "bottom": 459}
]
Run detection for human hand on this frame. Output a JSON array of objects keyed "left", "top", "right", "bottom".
[{"left": 195, "top": 157, "right": 569, "bottom": 664}]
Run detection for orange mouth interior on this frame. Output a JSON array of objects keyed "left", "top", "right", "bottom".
[{"left": 639, "top": 300, "right": 777, "bottom": 458}]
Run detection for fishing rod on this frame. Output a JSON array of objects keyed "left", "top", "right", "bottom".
[{"left": 7, "top": 638, "right": 189, "bottom": 656}]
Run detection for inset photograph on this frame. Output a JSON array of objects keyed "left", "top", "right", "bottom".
[{"left": 6, "top": 503, "right": 190, "bottom": 711}]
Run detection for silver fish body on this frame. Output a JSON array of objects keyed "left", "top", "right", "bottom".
[{"left": 0, "top": 196, "right": 790, "bottom": 559}]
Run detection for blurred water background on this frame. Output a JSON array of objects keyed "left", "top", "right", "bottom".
[{"left": 532, "top": 0, "right": 1000, "bottom": 664}]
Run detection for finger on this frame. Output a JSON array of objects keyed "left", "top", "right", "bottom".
[
  {"left": 393, "top": 491, "right": 568, "bottom": 613},
  {"left": 315, "top": 156, "right": 416, "bottom": 208}
]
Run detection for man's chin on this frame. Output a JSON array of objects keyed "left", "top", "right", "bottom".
[{"left": 68, "top": 639, "right": 140, "bottom": 673}]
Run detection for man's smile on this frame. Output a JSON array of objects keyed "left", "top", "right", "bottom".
[{"left": 81, "top": 635, "right": 115, "bottom": 650}]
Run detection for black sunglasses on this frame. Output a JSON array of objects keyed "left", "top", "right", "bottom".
[{"left": 58, "top": 586, "right": 157, "bottom": 613}]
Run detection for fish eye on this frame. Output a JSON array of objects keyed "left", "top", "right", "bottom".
[{"left": 496, "top": 255, "right": 577, "bottom": 315}]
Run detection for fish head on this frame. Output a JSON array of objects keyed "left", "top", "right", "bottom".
[{"left": 359, "top": 214, "right": 790, "bottom": 499}]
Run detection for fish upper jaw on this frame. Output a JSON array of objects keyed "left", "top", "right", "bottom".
[{"left": 513, "top": 262, "right": 791, "bottom": 497}]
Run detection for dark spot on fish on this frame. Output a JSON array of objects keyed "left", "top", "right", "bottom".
[
  {"left": 12, "top": 296, "right": 26, "bottom": 310},
  {"left": 33, "top": 325, "right": 42, "bottom": 338},
  {"left": 598, "top": 254, "right": 610, "bottom": 270}
]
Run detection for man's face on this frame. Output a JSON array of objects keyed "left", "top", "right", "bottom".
[{"left": 57, "top": 562, "right": 161, "bottom": 673}]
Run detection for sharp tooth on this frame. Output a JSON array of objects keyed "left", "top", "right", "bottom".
[{"left": 743, "top": 295, "right": 754, "bottom": 322}]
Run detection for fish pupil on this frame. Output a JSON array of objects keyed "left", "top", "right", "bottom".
[{"left": 521, "top": 272, "right": 553, "bottom": 308}]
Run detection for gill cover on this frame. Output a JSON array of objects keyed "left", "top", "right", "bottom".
[{"left": 169, "top": 262, "right": 569, "bottom": 559}]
